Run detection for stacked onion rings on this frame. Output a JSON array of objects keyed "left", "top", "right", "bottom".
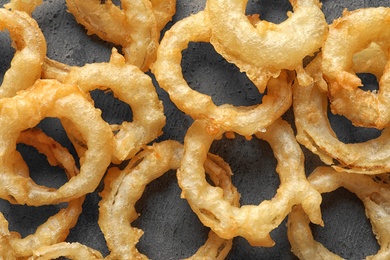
[
  {"left": 322, "top": 7, "right": 390, "bottom": 129},
  {"left": 177, "top": 118, "right": 322, "bottom": 247}
]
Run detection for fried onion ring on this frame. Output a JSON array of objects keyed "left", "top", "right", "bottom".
[
  {"left": 99, "top": 140, "right": 239, "bottom": 259},
  {"left": 30, "top": 242, "right": 103, "bottom": 260},
  {"left": 152, "top": 11, "right": 292, "bottom": 136},
  {"left": 61, "top": 49, "right": 165, "bottom": 163},
  {"left": 0, "top": 79, "right": 113, "bottom": 205},
  {"left": 287, "top": 166, "right": 390, "bottom": 259},
  {"left": 177, "top": 118, "right": 322, "bottom": 247},
  {"left": 322, "top": 7, "right": 390, "bottom": 129},
  {"left": 0, "top": 7, "right": 46, "bottom": 98},
  {"left": 206, "top": 0, "right": 327, "bottom": 92},
  {"left": 293, "top": 52, "right": 390, "bottom": 174},
  {"left": 4, "top": 128, "right": 84, "bottom": 258},
  {"left": 65, "top": 0, "right": 159, "bottom": 71}
]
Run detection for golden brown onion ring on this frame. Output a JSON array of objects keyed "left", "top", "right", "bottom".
[
  {"left": 30, "top": 242, "right": 103, "bottom": 260},
  {"left": 3, "top": 128, "right": 84, "bottom": 258},
  {"left": 322, "top": 7, "right": 390, "bottom": 129},
  {"left": 152, "top": 11, "right": 292, "bottom": 136},
  {"left": 99, "top": 140, "right": 239, "bottom": 259},
  {"left": 0, "top": 79, "right": 113, "bottom": 205},
  {"left": 206, "top": 0, "right": 327, "bottom": 92},
  {"left": 293, "top": 52, "right": 390, "bottom": 174},
  {"left": 177, "top": 118, "right": 322, "bottom": 247},
  {"left": 0, "top": 8, "right": 46, "bottom": 98},
  {"left": 287, "top": 166, "right": 390, "bottom": 259},
  {"left": 61, "top": 49, "right": 165, "bottom": 163},
  {"left": 65, "top": 0, "right": 159, "bottom": 71}
]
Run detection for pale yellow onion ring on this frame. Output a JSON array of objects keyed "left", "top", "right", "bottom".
[
  {"left": 287, "top": 166, "right": 390, "bottom": 259},
  {"left": 152, "top": 11, "right": 292, "bottom": 136},
  {"left": 30, "top": 242, "right": 103, "bottom": 260},
  {"left": 293, "top": 52, "right": 390, "bottom": 174},
  {"left": 177, "top": 118, "right": 322, "bottom": 247},
  {"left": 60, "top": 49, "right": 165, "bottom": 163},
  {"left": 4, "top": 0, "right": 43, "bottom": 15},
  {"left": 4, "top": 128, "right": 84, "bottom": 258},
  {"left": 322, "top": 7, "right": 390, "bottom": 129},
  {"left": 206, "top": 0, "right": 327, "bottom": 92},
  {"left": 99, "top": 140, "right": 239, "bottom": 259},
  {"left": 0, "top": 79, "right": 113, "bottom": 205},
  {"left": 65, "top": 0, "right": 159, "bottom": 71},
  {"left": 0, "top": 8, "right": 46, "bottom": 98}
]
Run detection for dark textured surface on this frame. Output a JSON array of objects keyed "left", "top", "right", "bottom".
[{"left": 0, "top": 0, "right": 387, "bottom": 259}]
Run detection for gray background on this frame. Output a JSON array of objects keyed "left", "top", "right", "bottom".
[{"left": 0, "top": 0, "right": 387, "bottom": 259}]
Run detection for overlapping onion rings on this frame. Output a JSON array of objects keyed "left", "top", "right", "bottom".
[
  {"left": 4, "top": 128, "right": 84, "bottom": 258},
  {"left": 293, "top": 51, "right": 390, "bottom": 174},
  {"left": 58, "top": 49, "right": 165, "bottom": 163},
  {"left": 177, "top": 118, "right": 322, "bottom": 247},
  {"left": 0, "top": 79, "right": 113, "bottom": 205},
  {"left": 322, "top": 7, "right": 390, "bottom": 129},
  {"left": 206, "top": 0, "right": 327, "bottom": 92},
  {"left": 152, "top": 11, "right": 293, "bottom": 137},
  {"left": 65, "top": 0, "right": 160, "bottom": 71},
  {"left": 99, "top": 140, "right": 239, "bottom": 259},
  {"left": 0, "top": 7, "right": 46, "bottom": 98},
  {"left": 287, "top": 166, "right": 390, "bottom": 259}
]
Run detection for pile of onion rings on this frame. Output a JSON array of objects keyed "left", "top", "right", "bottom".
[{"left": 0, "top": 0, "right": 389, "bottom": 259}]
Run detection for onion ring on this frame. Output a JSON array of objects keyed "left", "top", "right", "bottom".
[
  {"left": 152, "top": 11, "right": 293, "bottom": 136},
  {"left": 4, "top": 128, "right": 84, "bottom": 258},
  {"left": 206, "top": 0, "right": 327, "bottom": 92},
  {"left": 0, "top": 79, "right": 113, "bottom": 205},
  {"left": 293, "top": 51, "right": 390, "bottom": 174},
  {"left": 177, "top": 118, "right": 322, "bottom": 247},
  {"left": 287, "top": 166, "right": 390, "bottom": 259},
  {"left": 0, "top": 7, "right": 46, "bottom": 98},
  {"left": 61, "top": 49, "right": 165, "bottom": 163},
  {"left": 99, "top": 140, "right": 239, "bottom": 259},
  {"left": 322, "top": 7, "right": 390, "bottom": 129},
  {"left": 65, "top": 0, "right": 159, "bottom": 71},
  {"left": 30, "top": 242, "right": 103, "bottom": 260}
]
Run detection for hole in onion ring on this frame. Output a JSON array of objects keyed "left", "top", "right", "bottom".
[
  {"left": 181, "top": 42, "right": 263, "bottom": 107},
  {"left": 37, "top": 118, "right": 79, "bottom": 168},
  {"left": 0, "top": 30, "right": 14, "bottom": 85},
  {"left": 311, "top": 188, "right": 379, "bottom": 259},
  {"left": 132, "top": 170, "right": 210, "bottom": 259},
  {"left": 0, "top": 199, "right": 67, "bottom": 238},
  {"left": 16, "top": 143, "right": 68, "bottom": 189},
  {"left": 245, "top": 0, "right": 292, "bottom": 24},
  {"left": 328, "top": 109, "right": 382, "bottom": 144},
  {"left": 210, "top": 135, "right": 279, "bottom": 205},
  {"left": 90, "top": 89, "right": 133, "bottom": 126},
  {"left": 357, "top": 72, "right": 379, "bottom": 92}
]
